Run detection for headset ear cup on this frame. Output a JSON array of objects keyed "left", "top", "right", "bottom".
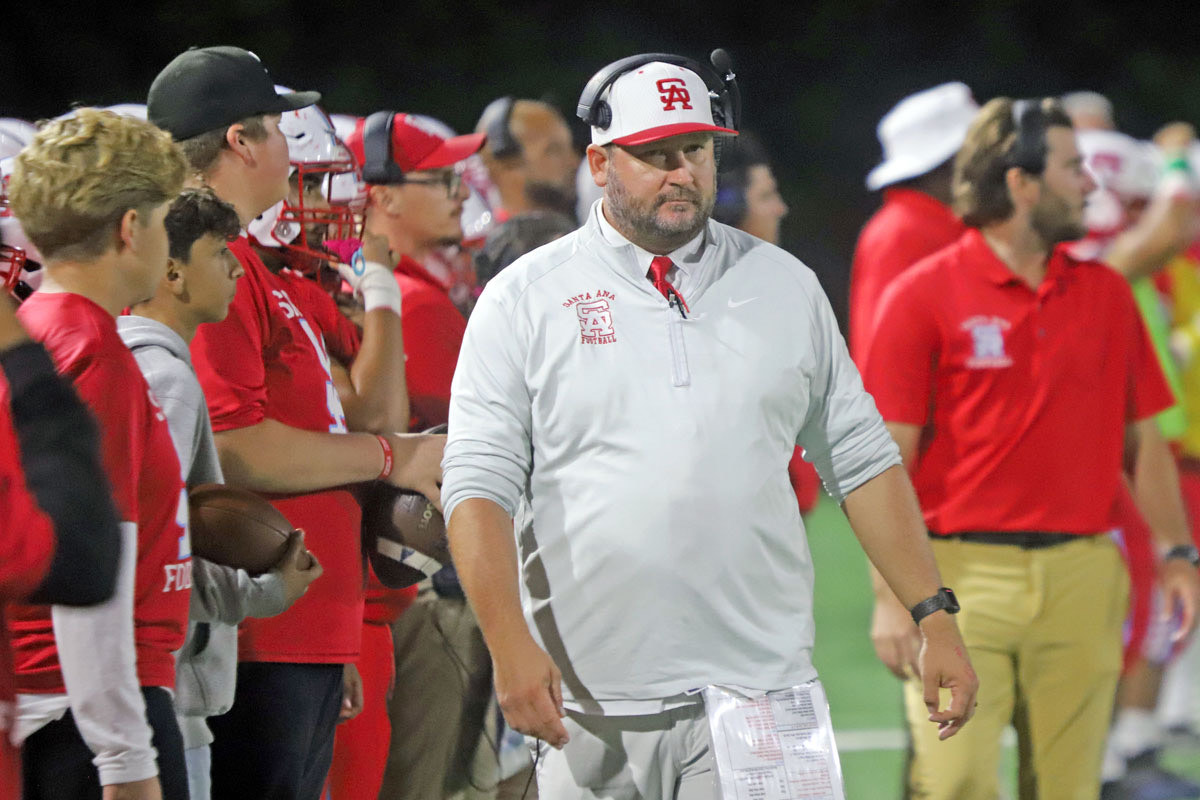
[{"left": 594, "top": 101, "right": 611, "bottom": 130}]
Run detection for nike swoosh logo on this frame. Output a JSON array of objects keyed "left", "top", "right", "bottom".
[{"left": 727, "top": 297, "right": 757, "bottom": 308}]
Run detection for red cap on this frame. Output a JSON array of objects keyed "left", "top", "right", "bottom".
[{"left": 346, "top": 113, "right": 486, "bottom": 181}]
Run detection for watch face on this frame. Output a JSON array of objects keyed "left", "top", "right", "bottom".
[{"left": 941, "top": 587, "right": 961, "bottom": 613}]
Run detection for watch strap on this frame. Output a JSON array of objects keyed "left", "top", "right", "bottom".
[{"left": 910, "top": 587, "right": 959, "bottom": 625}]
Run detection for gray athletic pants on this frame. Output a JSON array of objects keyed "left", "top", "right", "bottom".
[{"left": 533, "top": 703, "right": 716, "bottom": 800}]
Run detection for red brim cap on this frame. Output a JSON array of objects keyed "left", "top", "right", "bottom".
[
  {"left": 412, "top": 131, "right": 487, "bottom": 171},
  {"left": 610, "top": 122, "right": 738, "bottom": 147}
]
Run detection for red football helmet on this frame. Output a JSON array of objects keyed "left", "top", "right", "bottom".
[
  {"left": 249, "top": 101, "right": 364, "bottom": 275},
  {"left": 0, "top": 156, "right": 42, "bottom": 302}
]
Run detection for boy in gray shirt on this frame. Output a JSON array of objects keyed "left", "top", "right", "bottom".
[{"left": 118, "top": 188, "right": 321, "bottom": 800}]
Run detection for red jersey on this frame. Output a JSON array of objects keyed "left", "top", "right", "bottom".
[
  {"left": 274, "top": 271, "right": 419, "bottom": 626},
  {"left": 191, "top": 238, "right": 364, "bottom": 662},
  {"left": 864, "top": 229, "right": 1173, "bottom": 535},
  {"left": 849, "top": 188, "right": 964, "bottom": 367},
  {"left": 0, "top": 400, "right": 56, "bottom": 797},
  {"left": 10, "top": 292, "right": 189, "bottom": 691},
  {"left": 393, "top": 255, "right": 466, "bottom": 431}
]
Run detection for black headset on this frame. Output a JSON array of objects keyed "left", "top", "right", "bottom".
[
  {"left": 362, "top": 110, "right": 407, "bottom": 185},
  {"left": 478, "top": 96, "right": 522, "bottom": 160},
  {"left": 576, "top": 49, "right": 741, "bottom": 144},
  {"left": 1007, "top": 98, "right": 1054, "bottom": 175}
]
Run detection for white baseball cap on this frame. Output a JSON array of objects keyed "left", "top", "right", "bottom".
[
  {"left": 866, "top": 82, "right": 978, "bottom": 191},
  {"left": 591, "top": 61, "right": 737, "bottom": 146}
]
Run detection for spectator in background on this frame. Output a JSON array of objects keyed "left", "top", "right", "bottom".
[
  {"left": 476, "top": 98, "right": 581, "bottom": 221},
  {"left": 1062, "top": 90, "right": 1117, "bottom": 131},
  {"left": 712, "top": 130, "right": 789, "bottom": 243},
  {"left": 345, "top": 112, "right": 500, "bottom": 800},
  {"left": 864, "top": 96, "right": 1200, "bottom": 800},
  {"left": 849, "top": 82, "right": 977, "bottom": 367}
]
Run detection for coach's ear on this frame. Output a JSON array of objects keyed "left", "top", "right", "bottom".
[{"left": 586, "top": 144, "right": 610, "bottom": 189}]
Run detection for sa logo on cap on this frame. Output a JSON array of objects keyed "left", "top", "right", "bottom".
[{"left": 656, "top": 79, "right": 692, "bottom": 111}]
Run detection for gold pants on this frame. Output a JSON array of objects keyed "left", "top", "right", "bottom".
[{"left": 905, "top": 534, "right": 1128, "bottom": 800}]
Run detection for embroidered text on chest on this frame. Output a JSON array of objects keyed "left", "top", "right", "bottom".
[
  {"left": 563, "top": 290, "right": 618, "bottom": 345},
  {"left": 960, "top": 315, "right": 1013, "bottom": 368}
]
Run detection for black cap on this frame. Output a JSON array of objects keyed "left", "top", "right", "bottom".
[{"left": 147, "top": 46, "right": 320, "bottom": 141}]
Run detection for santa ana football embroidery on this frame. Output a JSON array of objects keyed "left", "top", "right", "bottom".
[
  {"left": 960, "top": 315, "right": 1013, "bottom": 368},
  {"left": 562, "top": 290, "right": 617, "bottom": 344}
]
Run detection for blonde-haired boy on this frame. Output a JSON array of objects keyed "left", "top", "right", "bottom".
[{"left": 8, "top": 107, "right": 192, "bottom": 800}]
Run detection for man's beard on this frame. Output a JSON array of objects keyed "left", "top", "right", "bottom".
[
  {"left": 1031, "top": 193, "right": 1086, "bottom": 246},
  {"left": 604, "top": 167, "right": 714, "bottom": 252}
]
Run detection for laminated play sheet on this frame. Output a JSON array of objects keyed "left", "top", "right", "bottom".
[{"left": 703, "top": 681, "right": 845, "bottom": 800}]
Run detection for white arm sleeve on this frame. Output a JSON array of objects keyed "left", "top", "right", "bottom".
[
  {"left": 441, "top": 287, "right": 534, "bottom": 522},
  {"left": 795, "top": 270, "right": 902, "bottom": 502},
  {"left": 52, "top": 521, "right": 158, "bottom": 786}
]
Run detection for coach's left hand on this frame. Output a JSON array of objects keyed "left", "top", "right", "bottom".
[
  {"left": 917, "top": 611, "right": 978, "bottom": 741},
  {"left": 1161, "top": 558, "right": 1200, "bottom": 642}
]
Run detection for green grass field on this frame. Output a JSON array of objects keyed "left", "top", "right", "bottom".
[{"left": 805, "top": 496, "right": 1200, "bottom": 799}]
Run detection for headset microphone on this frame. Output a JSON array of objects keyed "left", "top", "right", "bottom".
[{"left": 710, "top": 49, "right": 741, "bottom": 133}]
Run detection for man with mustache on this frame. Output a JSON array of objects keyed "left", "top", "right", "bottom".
[
  {"left": 442, "top": 55, "right": 977, "bottom": 799},
  {"left": 863, "top": 97, "right": 1200, "bottom": 799}
]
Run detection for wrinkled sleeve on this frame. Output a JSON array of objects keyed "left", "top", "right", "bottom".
[
  {"left": 795, "top": 270, "right": 901, "bottom": 502},
  {"left": 441, "top": 286, "right": 532, "bottom": 522}
]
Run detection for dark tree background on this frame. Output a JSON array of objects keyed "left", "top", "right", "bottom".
[{"left": 6, "top": 0, "right": 1200, "bottom": 325}]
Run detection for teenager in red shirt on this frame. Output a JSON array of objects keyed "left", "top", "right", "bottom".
[
  {"left": 864, "top": 96, "right": 1200, "bottom": 800},
  {"left": 6, "top": 108, "right": 191, "bottom": 800},
  {"left": 0, "top": 292, "right": 122, "bottom": 799},
  {"left": 147, "top": 48, "right": 443, "bottom": 800}
]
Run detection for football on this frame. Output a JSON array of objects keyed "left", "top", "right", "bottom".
[
  {"left": 361, "top": 483, "right": 448, "bottom": 589},
  {"left": 188, "top": 483, "right": 294, "bottom": 574}
]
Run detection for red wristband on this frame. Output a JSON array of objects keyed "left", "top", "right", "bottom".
[{"left": 376, "top": 434, "right": 393, "bottom": 480}]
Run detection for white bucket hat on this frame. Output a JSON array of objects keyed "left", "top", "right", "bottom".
[
  {"left": 866, "top": 82, "right": 978, "bottom": 191},
  {"left": 591, "top": 61, "right": 737, "bottom": 146}
]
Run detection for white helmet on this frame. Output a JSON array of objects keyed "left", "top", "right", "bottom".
[
  {"left": 248, "top": 92, "right": 364, "bottom": 273},
  {"left": 0, "top": 156, "right": 45, "bottom": 301}
]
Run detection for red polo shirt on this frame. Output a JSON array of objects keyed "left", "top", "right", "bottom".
[
  {"left": 864, "top": 228, "right": 1172, "bottom": 535},
  {"left": 392, "top": 255, "right": 466, "bottom": 432},
  {"left": 849, "top": 188, "right": 964, "bottom": 367}
]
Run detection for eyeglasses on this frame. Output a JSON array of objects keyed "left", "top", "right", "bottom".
[{"left": 399, "top": 170, "right": 463, "bottom": 197}]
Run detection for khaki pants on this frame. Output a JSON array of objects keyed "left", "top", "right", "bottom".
[
  {"left": 906, "top": 535, "right": 1128, "bottom": 800},
  {"left": 534, "top": 704, "right": 715, "bottom": 800},
  {"left": 380, "top": 587, "right": 497, "bottom": 799}
]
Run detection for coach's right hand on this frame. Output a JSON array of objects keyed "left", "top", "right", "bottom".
[
  {"left": 493, "top": 634, "right": 569, "bottom": 749},
  {"left": 103, "top": 776, "right": 162, "bottom": 800}
]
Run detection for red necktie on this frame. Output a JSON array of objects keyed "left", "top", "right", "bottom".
[{"left": 648, "top": 256, "right": 689, "bottom": 313}]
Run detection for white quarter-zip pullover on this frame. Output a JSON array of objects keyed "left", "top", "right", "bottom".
[{"left": 443, "top": 201, "right": 900, "bottom": 712}]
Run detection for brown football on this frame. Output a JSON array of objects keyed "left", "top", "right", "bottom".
[
  {"left": 361, "top": 484, "right": 448, "bottom": 589},
  {"left": 188, "top": 484, "right": 294, "bottom": 575}
]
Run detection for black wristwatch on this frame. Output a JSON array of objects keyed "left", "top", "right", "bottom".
[
  {"left": 910, "top": 587, "right": 960, "bottom": 625},
  {"left": 1165, "top": 544, "right": 1200, "bottom": 568}
]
